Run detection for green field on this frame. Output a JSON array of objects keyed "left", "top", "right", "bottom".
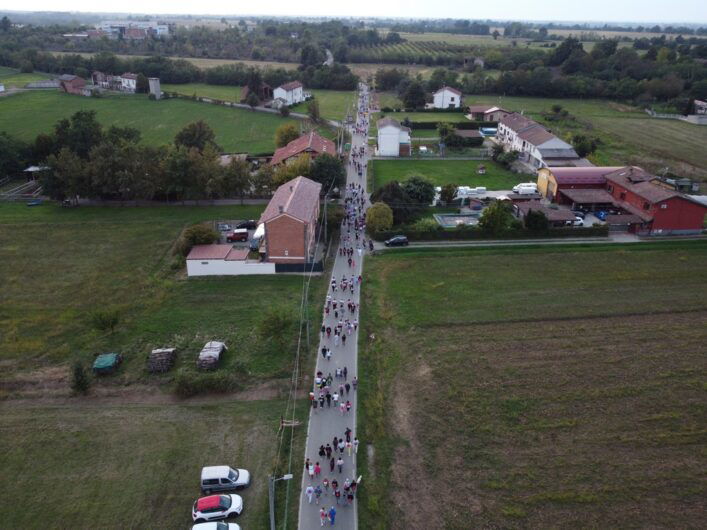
[
  {"left": 0, "top": 67, "right": 51, "bottom": 88},
  {"left": 0, "top": 91, "right": 302, "bottom": 154},
  {"left": 371, "top": 159, "right": 523, "bottom": 190},
  {"left": 162, "top": 82, "right": 246, "bottom": 102},
  {"left": 291, "top": 89, "right": 357, "bottom": 121},
  {"left": 0, "top": 398, "right": 304, "bottom": 529},
  {"left": 358, "top": 241, "right": 707, "bottom": 529}
]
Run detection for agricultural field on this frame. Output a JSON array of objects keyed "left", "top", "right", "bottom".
[
  {"left": 357, "top": 241, "right": 707, "bottom": 529},
  {"left": 162, "top": 82, "right": 246, "bottom": 102},
  {"left": 371, "top": 159, "right": 523, "bottom": 191},
  {"left": 0, "top": 66, "right": 50, "bottom": 88},
  {"left": 348, "top": 40, "right": 472, "bottom": 66},
  {"left": 0, "top": 91, "right": 301, "bottom": 154},
  {"left": 291, "top": 89, "right": 357, "bottom": 121}
]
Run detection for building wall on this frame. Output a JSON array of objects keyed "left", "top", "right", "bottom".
[
  {"left": 433, "top": 90, "right": 460, "bottom": 109},
  {"left": 274, "top": 86, "right": 303, "bottom": 105},
  {"left": 486, "top": 110, "right": 509, "bottom": 122},
  {"left": 187, "top": 259, "right": 276, "bottom": 276},
  {"left": 378, "top": 125, "right": 402, "bottom": 156},
  {"left": 652, "top": 197, "right": 707, "bottom": 233},
  {"left": 266, "top": 215, "right": 307, "bottom": 264}
]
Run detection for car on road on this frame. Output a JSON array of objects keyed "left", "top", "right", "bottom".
[
  {"left": 236, "top": 220, "right": 258, "bottom": 230},
  {"left": 201, "top": 466, "right": 251, "bottom": 494},
  {"left": 192, "top": 495, "right": 243, "bottom": 523},
  {"left": 217, "top": 223, "right": 232, "bottom": 232},
  {"left": 226, "top": 229, "right": 249, "bottom": 243},
  {"left": 192, "top": 523, "right": 241, "bottom": 530},
  {"left": 384, "top": 235, "right": 409, "bottom": 247},
  {"left": 568, "top": 216, "right": 584, "bottom": 227}
]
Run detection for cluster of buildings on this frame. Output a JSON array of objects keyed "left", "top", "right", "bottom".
[
  {"left": 270, "top": 131, "right": 336, "bottom": 166},
  {"left": 97, "top": 20, "right": 170, "bottom": 39},
  {"left": 537, "top": 166, "right": 707, "bottom": 235},
  {"left": 240, "top": 80, "right": 309, "bottom": 108},
  {"left": 54, "top": 72, "right": 161, "bottom": 98}
]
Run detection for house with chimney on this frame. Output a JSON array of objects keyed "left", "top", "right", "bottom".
[{"left": 270, "top": 131, "right": 336, "bottom": 166}]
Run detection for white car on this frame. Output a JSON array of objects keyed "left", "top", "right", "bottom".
[
  {"left": 193, "top": 523, "right": 241, "bottom": 530},
  {"left": 512, "top": 182, "right": 537, "bottom": 193},
  {"left": 192, "top": 495, "right": 243, "bottom": 523},
  {"left": 201, "top": 465, "right": 251, "bottom": 493},
  {"left": 567, "top": 216, "right": 584, "bottom": 227}
]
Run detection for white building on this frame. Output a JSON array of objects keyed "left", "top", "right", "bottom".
[
  {"left": 0, "top": 84, "right": 4, "bottom": 93},
  {"left": 497, "top": 113, "right": 581, "bottom": 169},
  {"left": 433, "top": 86, "right": 462, "bottom": 109},
  {"left": 120, "top": 73, "right": 137, "bottom": 93},
  {"left": 273, "top": 81, "right": 305, "bottom": 105},
  {"left": 186, "top": 244, "right": 275, "bottom": 276},
  {"left": 376, "top": 117, "right": 411, "bottom": 157},
  {"left": 98, "top": 20, "right": 169, "bottom": 38}
]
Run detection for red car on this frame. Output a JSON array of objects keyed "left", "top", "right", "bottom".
[{"left": 226, "top": 229, "right": 249, "bottom": 243}]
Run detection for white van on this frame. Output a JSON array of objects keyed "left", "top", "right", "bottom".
[
  {"left": 512, "top": 182, "right": 538, "bottom": 193},
  {"left": 201, "top": 466, "right": 251, "bottom": 494}
]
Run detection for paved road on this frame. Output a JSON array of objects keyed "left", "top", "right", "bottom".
[{"left": 297, "top": 85, "right": 370, "bottom": 530}]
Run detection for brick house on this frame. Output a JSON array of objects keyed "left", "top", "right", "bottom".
[
  {"left": 270, "top": 131, "right": 336, "bottom": 166},
  {"left": 58, "top": 74, "right": 86, "bottom": 95},
  {"left": 466, "top": 105, "right": 510, "bottom": 122},
  {"left": 537, "top": 166, "right": 622, "bottom": 201},
  {"left": 259, "top": 176, "right": 322, "bottom": 264},
  {"left": 497, "top": 113, "right": 580, "bottom": 168}
]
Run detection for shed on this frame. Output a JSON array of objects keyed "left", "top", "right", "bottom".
[{"left": 93, "top": 353, "right": 122, "bottom": 374}]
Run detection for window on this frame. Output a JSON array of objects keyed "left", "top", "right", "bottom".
[
  {"left": 203, "top": 479, "right": 219, "bottom": 485},
  {"left": 201, "top": 261, "right": 208, "bottom": 265},
  {"left": 660, "top": 203, "right": 667, "bottom": 209},
  {"left": 643, "top": 202, "right": 650, "bottom": 210}
]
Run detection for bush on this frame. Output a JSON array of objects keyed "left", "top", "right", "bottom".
[
  {"left": 366, "top": 202, "right": 394, "bottom": 232},
  {"left": 70, "top": 361, "right": 91, "bottom": 394},
  {"left": 174, "top": 369, "right": 239, "bottom": 398},
  {"left": 411, "top": 217, "right": 441, "bottom": 232},
  {"left": 91, "top": 308, "right": 120, "bottom": 333},
  {"left": 279, "top": 105, "right": 291, "bottom": 117},
  {"left": 174, "top": 223, "right": 219, "bottom": 256},
  {"left": 257, "top": 305, "right": 296, "bottom": 348},
  {"left": 370, "top": 225, "right": 608, "bottom": 241}
]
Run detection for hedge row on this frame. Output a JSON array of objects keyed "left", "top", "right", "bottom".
[{"left": 371, "top": 225, "right": 610, "bottom": 242}]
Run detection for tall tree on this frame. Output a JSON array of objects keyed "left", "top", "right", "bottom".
[
  {"left": 402, "top": 81, "right": 426, "bottom": 109},
  {"left": 275, "top": 123, "right": 300, "bottom": 148},
  {"left": 54, "top": 110, "right": 103, "bottom": 159},
  {"left": 310, "top": 153, "right": 346, "bottom": 191},
  {"left": 174, "top": 120, "right": 219, "bottom": 152},
  {"left": 223, "top": 158, "right": 252, "bottom": 202}
]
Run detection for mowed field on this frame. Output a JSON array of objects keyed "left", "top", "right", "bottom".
[
  {"left": 0, "top": 91, "right": 299, "bottom": 153},
  {"left": 371, "top": 159, "right": 524, "bottom": 190},
  {"left": 0, "top": 66, "right": 51, "bottom": 88},
  {"left": 357, "top": 242, "right": 707, "bottom": 529}
]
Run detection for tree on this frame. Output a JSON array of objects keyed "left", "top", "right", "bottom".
[
  {"left": 223, "top": 158, "right": 252, "bottom": 202},
  {"left": 310, "top": 153, "right": 346, "bottom": 191},
  {"left": 175, "top": 224, "right": 219, "bottom": 256},
  {"left": 245, "top": 91, "right": 260, "bottom": 110},
  {"left": 478, "top": 200, "right": 514, "bottom": 236},
  {"left": 307, "top": 99, "right": 321, "bottom": 123},
  {"left": 32, "top": 133, "right": 55, "bottom": 162},
  {"left": 401, "top": 176, "right": 435, "bottom": 205},
  {"left": 370, "top": 181, "right": 419, "bottom": 225},
  {"left": 440, "top": 183, "right": 457, "bottom": 204},
  {"left": 273, "top": 153, "right": 312, "bottom": 187},
  {"left": 301, "top": 44, "right": 323, "bottom": 67},
  {"left": 70, "top": 361, "right": 91, "bottom": 395},
  {"left": 44, "top": 147, "right": 89, "bottom": 201},
  {"left": 0, "top": 132, "right": 29, "bottom": 177},
  {"left": 54, "top": 110, "right": 103, "bottom": 159},
  {"left": 492, "top": 29, "right": 500, "bottom": 40},
  {"left": 436, "top": 122, "right": 456, "bottom": 144},
  {"left": 275, "top": 123, "right": 300, "bottom": 148},
  {"left": 402, "top": 81, "right": 426, "bottom": 109},
  {"left": 572, "top": 134, "right": 599, "bottom": 158},
  {"left": 366, "top": 202, "right": 394, "bottom": 233},
  {"left": 279, "top": 105, "right": 291, "bottom": 117},
  {"left": 136, "top": 73, "right": 149, "bottom": 93},
  {"left": 252, "top": 164, "right": 275, "bottom": 195},
  {"left": 174, "top": 120, "right": 219, "bottom": 152},
  {"left": 524, "top": 209, "right": 549, "bottom": 232}
]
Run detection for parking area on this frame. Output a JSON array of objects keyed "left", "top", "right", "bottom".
[{"left": 214, "top": 219, "right": 259, "bottom": 247}]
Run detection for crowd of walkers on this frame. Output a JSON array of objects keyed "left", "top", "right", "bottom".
[{"left": 303, "top": 84, "right": 371, "bottom": 527}]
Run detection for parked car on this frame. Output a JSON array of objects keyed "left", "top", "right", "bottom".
[
  {"left": 596, "top": 210, "right": 608, "bottom": 221},
  {"left": 236, "top": 220, "right": 257, "bottom": 230},
  {"left": 201, "top": 466, "right": 251, "bottom": 494},
  {"left": 226, "top": 229, "right": 249, "bottom": 243},
  {"left": 572, "top": 211, "right": 585, "bottom": 219},
  {"left": 193, "top": 523, "right": 241, "bottom": 530},
  {"left": 384, "top": 235, "right": 409, "bottom": 247},
  {"left": 217, "top": 223, "right": 231, "bottom": 232},
  {"left": 512, "top": 183, "right": 537, "bottom": 193},
  {"left": 192, "top": 495, "right": 243, "bottom": 523}
]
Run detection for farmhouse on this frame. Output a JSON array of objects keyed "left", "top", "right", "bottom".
[
  {"left": 497, "top": 113, "right": 580, "bottom": 169},
  {"left": 186, "top": 244, "right": 275, "bottom": 276},
  {"left": 432, "top": 86, "right": 462, "bottom": 109},
  {"left": 466, "top": 105, "right": 510, "bottom": 122},
  {"left": 258, "top": 176, "right": 322, "bottom": 264},
  {"left": 270, "top": 131, "right": 336, "bottom": 166},
  {"left": 120, "top": 73, "right": 138, "bottom": 93},
  {"left": 537, "top": 166, "right": 622, "bottom": 201},
  {"left": 376, "top": 117, "right": 411, "bottom": 157},
  {"left": 273, "top": 81, "right": 305, "bottom": 105},
  {"left": 58, "top": 74, "right": 86, "bottom": 95},
  {"left": 240, "top": 82, "right": 273, "bottom": 103}
]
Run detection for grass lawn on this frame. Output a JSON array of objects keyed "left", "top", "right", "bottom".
[
  {"left": 162, "top": 82, "right": 245, "bottom": 102},
  {"left": 0, "top": 398, "right": 306, "bottom": 529},
  {"left": 0, "top": 202, "right": 323, "bottom": 391},
  {"left": 291, "top": 89, "right": 357, "bottom": 121},
  {"left": 0, "top": 91, "right": 301, "bottom": 154},
  {"left": 371, "top": 159, "right": 522, "bottom": 190},
  {"left": 357, "top": 241, "right": 707, "bottom": 529},
  {"left": 0, "top": 67, "right": 51, "bottom": 88}
]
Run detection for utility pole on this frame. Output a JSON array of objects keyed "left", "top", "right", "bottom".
[{"left": 269, "top": 473, "right": 293, "bottom": 530}]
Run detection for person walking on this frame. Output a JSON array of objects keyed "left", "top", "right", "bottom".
[
  {"left": 308, "top": 462, "right": 315, "bottom": 480},
  {"left": 337, "top": 456, "right": 344, "bottom": 473},
  {"left": 306, "top": 484, "right": 314, "bottom": 504},
  {"left": 314, "top": 484, "right": 322, "bottom": 504},
  {"left": 343, "top": 366, "right": 348, "bottom": 380},
  {"left": 315, "top": 462, "right": 321, "bottom": 477},
  {"left": 320, "top": 507, "right": 328, "bottom": 526},
  {"left": 352, "top": 377, "right": 358, "bottom": 391},
  {"left": 353, "top": 437, "right": 359, "bottom": 454},
  {"left": 325, "top": 444, "right": 332, "bottom": 459}
]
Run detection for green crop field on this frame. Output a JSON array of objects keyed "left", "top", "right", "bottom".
[
  {"left": 291, "top": 89, "right": 357, "bottom": 121},
  {"left": 357, "top": 241, "right": 707, "bottom": 529},
  {"left": 0, "top": 91, "right": 302, "bottom": 154},
  {"left": 162, "top": 82, "right": 246, "bottom": 102},
  {"left": 371, "top": 159, "right": 523, "bottom": 190}
]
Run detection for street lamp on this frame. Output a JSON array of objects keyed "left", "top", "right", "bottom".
[{"left": 269, "top": 473, "right": 293, "bottom": 530}]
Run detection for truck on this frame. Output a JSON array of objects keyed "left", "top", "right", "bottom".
[{"left": 226, "top": 229, "right": 249, "bottom": 243}]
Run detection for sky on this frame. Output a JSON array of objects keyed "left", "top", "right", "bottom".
[{"left": 2, "top": 0, "right": 705, "bottom": 24}]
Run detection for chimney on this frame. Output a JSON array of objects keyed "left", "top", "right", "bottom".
[{"left": 278, "top": 205, "right": 284, "bottom": 213}]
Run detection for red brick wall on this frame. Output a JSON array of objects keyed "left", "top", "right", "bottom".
[
  {"left": 652, "top": 197, "right": 707, "bottom": 232},
  {"left": 265, "top": 215, "right": 306, "bottom": 264}
]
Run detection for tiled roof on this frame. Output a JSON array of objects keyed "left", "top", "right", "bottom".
[
  {"left": 518, "top": 126, "right": 555, "bottom": 146},
  {"left": 549, "top": 167, "right": 623, "bottom": 185},
  {"left": 270, "top": 132, "right": 336, "bottom": 166},
  {"left": 454, "top": 129, "right": 481, "bottom": 138},
  {"left": 121, "top": 72, "right": 138, "bottom": 80},
  {"left": 499, "top": 112, "right": 537, "bottom": 133},
  {"left": 516, "top": 201, "right": 576, "bottom": 222},
  {"left": 278, "top": 80, "right": 303, "bottom": 91},
  {"left": 226, "top": 248, "right": 249, "bottom": 261},
  {"left": 558, "top": 188, "right": 616, "bottom": 204},
  {"left": 467, "top": 105, "right": 495, "bottom": 113},
  {"left": 377, "top": 117, "right": 411, "bottom": 132},
  {"left": 187, "top": 244, "right": 234, "bottom": 260},
  {"left": 604, "top": 167, "right": 680, "bottom": 203},
  {"left": 435, "top": 85, "right": 462, "bottom": 96},
  {"left": 259, "top": 176, "right": 322, "bottom": 224}
]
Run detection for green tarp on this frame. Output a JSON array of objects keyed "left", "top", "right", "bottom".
[{"left": 93, "top": 353, "right": 119, "bottom": 372}]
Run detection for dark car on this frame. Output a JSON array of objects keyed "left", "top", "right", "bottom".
[
  {"left": 572, "top": 210, "right": 585, "bottom": 219},
  {"left": 384, "top": 235, "right": 409, "bottom": 247},
  {"left": 236, "top": 220, "right": 258, "bottom": 230}
]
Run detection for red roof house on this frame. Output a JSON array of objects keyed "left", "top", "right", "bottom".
[
  {"left": 259, "top": 176, "right": 322, "bottom": 264},
  {"left": 58, "top": 74, "right": 86, "bottom": 95},
  {"left": 537, "top": 166, "right": 623, "bottom": 201},
  {"left": 270, "top": 131, "right": 336, "bottom": 166}
]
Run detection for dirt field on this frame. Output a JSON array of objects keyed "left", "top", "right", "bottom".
[{"left": 357, "top": 242, "right": 707, "bottom": 529}]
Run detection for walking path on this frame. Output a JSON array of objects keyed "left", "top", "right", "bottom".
[{"left": 297, "top": 84, "right": 371, "bottom": 529}]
